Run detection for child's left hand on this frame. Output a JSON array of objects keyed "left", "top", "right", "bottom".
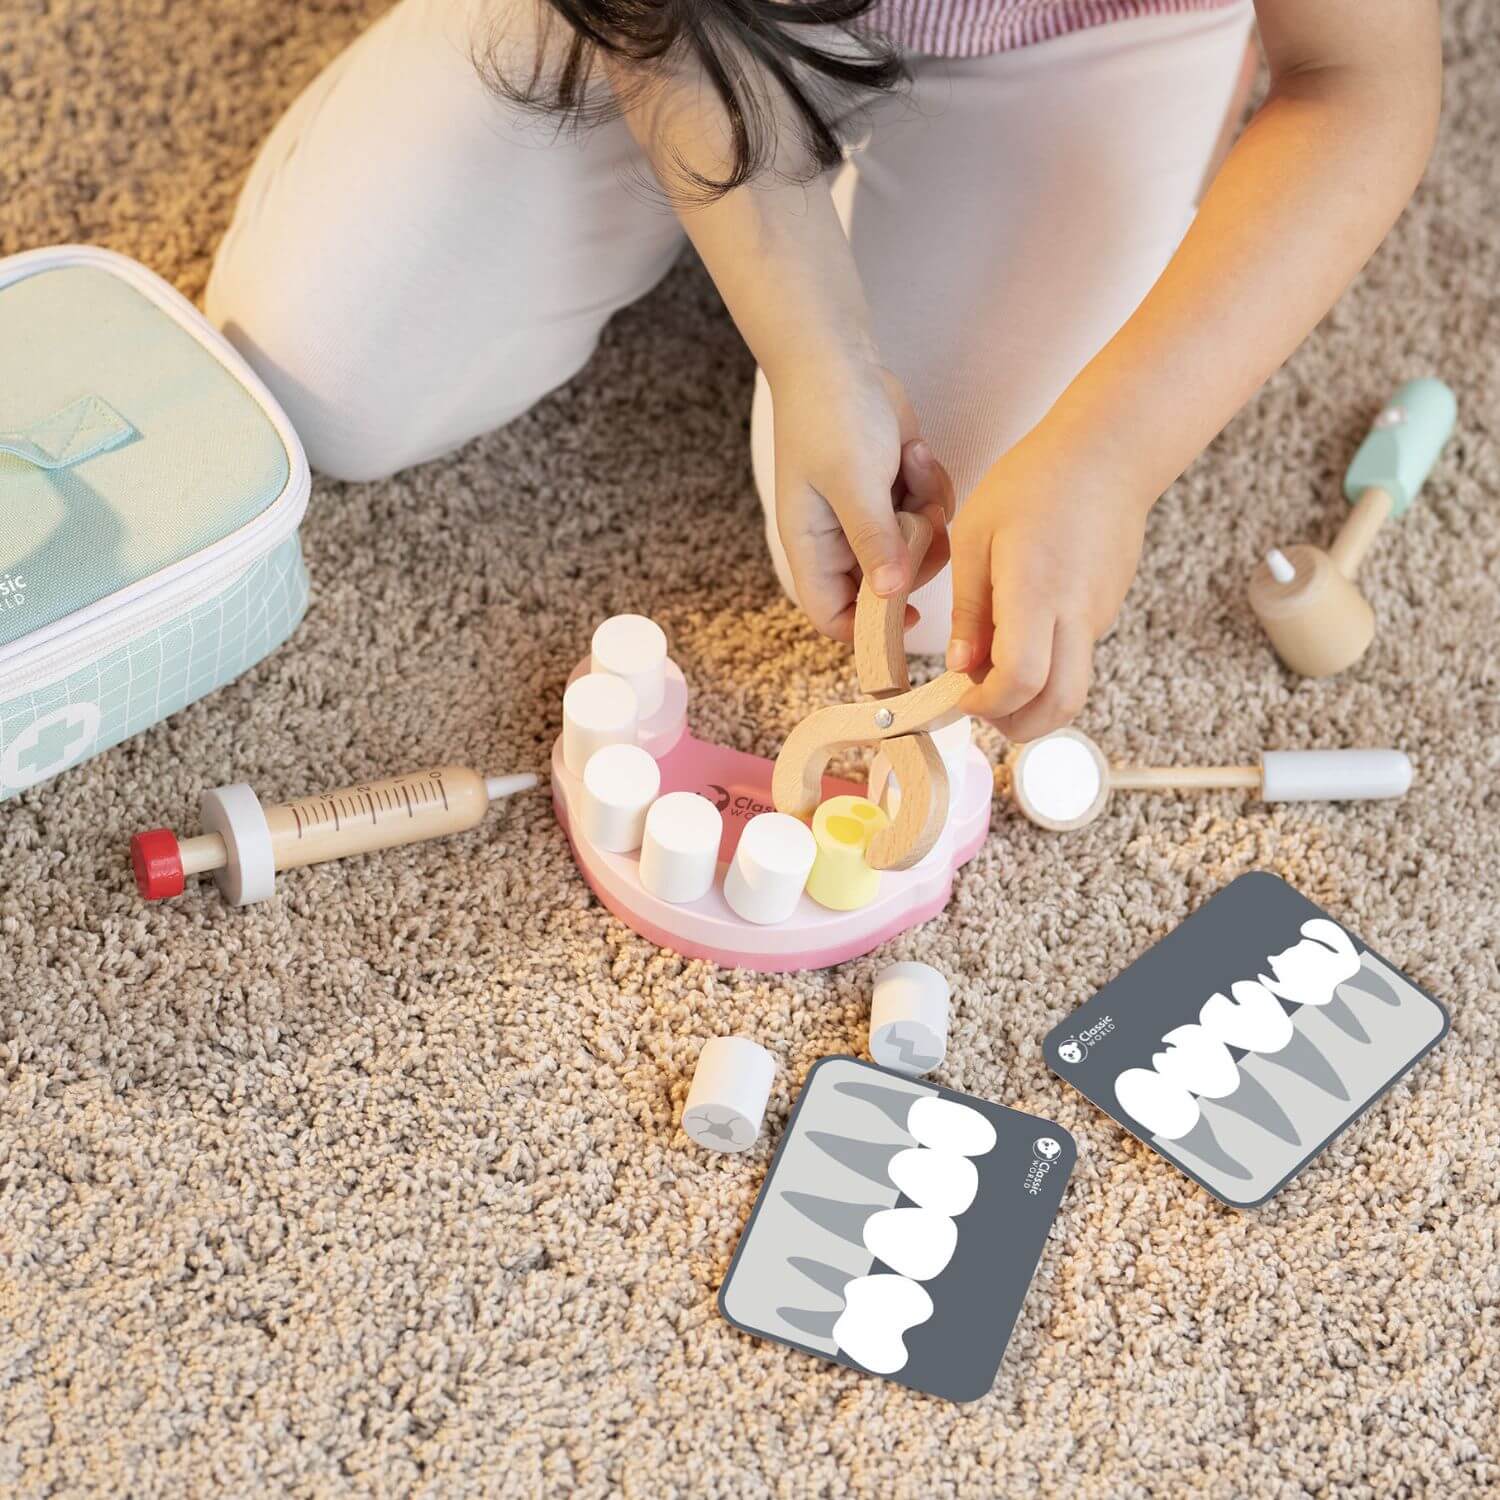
[{"left": 943, "top": 429, "right": 1151, "bottom": 741}]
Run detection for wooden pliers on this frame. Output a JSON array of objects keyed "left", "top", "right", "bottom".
[{"left": 771, "top": 513, "right": 980, "bottom": 870}]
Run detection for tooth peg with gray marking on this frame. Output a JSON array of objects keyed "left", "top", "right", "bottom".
[
  {"left": 869, "top": 961, "right": 950, "bottom": 1077},
  {"left": 682, "top": 1036, "right": 776, "bottom": 1154}
]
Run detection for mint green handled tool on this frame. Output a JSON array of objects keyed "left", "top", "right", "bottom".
[{"left": 1249, "top": 379, "right": 1457, "bottom": 678}]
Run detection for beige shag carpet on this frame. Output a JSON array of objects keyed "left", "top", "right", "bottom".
[{"left": 2, "top": 3, "right": 1498, "bottom": 1495}]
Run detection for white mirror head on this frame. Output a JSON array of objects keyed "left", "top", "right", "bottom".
[{"left": 1009, "top": 729, "right": 1111, "bottom": 831}]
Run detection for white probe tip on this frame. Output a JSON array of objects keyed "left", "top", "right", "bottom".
[
  {"left": 1265, "top": 548, "right": 1297, "bottom": 584},
  {"left": 486, "top": 772, "right": 540, "bottom": 800}
]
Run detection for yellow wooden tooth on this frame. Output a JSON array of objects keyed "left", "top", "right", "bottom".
[{"left": 806, "top": 795, "right": 889, "bottom": 911}]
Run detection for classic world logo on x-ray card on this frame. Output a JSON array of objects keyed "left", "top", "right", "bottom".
[
  {"left": 719, "top": 1057, "right": 1074, "bottom": 1403},
  {"left": 1045, "top": 871, "right": 1448, "bottom": 1208}
]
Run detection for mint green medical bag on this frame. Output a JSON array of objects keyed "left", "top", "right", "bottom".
[{"left": 0, "top": 246, "right": 310, "bottom": 801}]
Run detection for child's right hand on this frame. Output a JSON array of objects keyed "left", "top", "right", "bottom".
[{"left": 770, "top": 352, "right": 956, "bottom": 644}]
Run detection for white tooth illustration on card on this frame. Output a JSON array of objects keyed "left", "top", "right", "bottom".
[
  {"left": 1050, "top": 875, "right": 1449, "bottom": 1211},
  {"left": 863, "top": 1206, "right": 959, "bottom": 1281},
  {"left": 831, "top": 1274, "right": 935, "bottom": 1374},
  {"left": 1200, "top": 979, "right": 1294, "bottom": 1052},
  {"left": 1151, "top": 1024, "right": 1240, "bottom": 1098},
  {"left": 1261, "top": 918, "right": 1360, "bottom": 1007},
  {"left": 887, "top": 1147, "right": 979, "bottom": 1216},
  {"left": 907, "top": 1097, "right": 997, "bottom": 1157},
  {"left": 1114, "top": 1067, "right": 1201, "bottom": 1140}
]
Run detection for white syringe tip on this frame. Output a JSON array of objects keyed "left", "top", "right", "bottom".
[
  {"left": 1265, "top": 548, "right": 1297, "bottom": 584},
  {"left": 486, "top": 772, "right": 540, "bottom": 801}
]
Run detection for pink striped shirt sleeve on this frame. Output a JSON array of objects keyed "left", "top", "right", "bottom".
[{"left": 856, "top": 0, "right": 1244, "bottom": 57}]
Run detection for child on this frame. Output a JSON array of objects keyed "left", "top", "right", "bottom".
[{"left": 207, "top": 0, "right": 1440, "bottom": 738}]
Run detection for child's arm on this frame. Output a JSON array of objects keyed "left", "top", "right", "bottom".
[
  {"left": 613, "top": 62, "right": 955, "bottom": 642},
  {"left": 946, "top": 0, "right": 1443, "bottom": 739}
]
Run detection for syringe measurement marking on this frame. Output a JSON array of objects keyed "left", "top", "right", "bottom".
[{"left": 287, "top": 779, "right": 448, "bottom": 838}]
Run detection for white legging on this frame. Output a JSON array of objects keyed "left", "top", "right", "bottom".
[{"left": 207, "top": 0, "right": 1253, "bottom": 652}]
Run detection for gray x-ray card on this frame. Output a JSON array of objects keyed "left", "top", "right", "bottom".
[
  {"left": 718, "top": 1057, "right": 1074, "bottom": 1403},
  {"left": 1045, "top": 871, "right": 1449, "bottom": 1208}
]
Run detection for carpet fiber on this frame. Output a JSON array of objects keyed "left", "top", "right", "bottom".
[{"left": 2, "top": 3, "right": 1497, "bottom": 1495}]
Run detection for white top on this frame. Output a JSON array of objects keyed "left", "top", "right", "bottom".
[{"left": 645, "top": 791, "right": 722, "bottom": 853}]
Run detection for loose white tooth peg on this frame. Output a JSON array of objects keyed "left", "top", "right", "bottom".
[
  {"left": 722, "top": 811, "right": 817, "bottom": 925},
  {"left": 683, "top": 1036, "right": 776, "bottom": 1153},
  {"left": 869, "top": 961, "right": 950, "bottom": 1077},
  {"left": 591, "top": 614, "right": 668, "bottom": 718},
  {"left": 638, "top": 791, "right": 723, "bottom": 903},
  {"left": 580, "top": 742, "right": 661, "bottom": 853},
  {"left": 562, "top": 672, "right": 638, "bottom": 778}
]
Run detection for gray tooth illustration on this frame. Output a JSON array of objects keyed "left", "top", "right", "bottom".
[
  {"left": 1321, "top": 991, "right": 1372, "bottom": 1044},
  {"left": 808, "top": 1132, "right": 902, "bottom": 1189},
  {"left": 1255, "top": 1023, "right": 1350, "bottom": 1100},
  {"left": 834, "top": 1080, "right": 923, "bottom": 1132},
  {"left": 779, "top": 1306, "right": 841, "bottom": 1339},
  {"left": 1214, "top": 1069, "right": 1302, "bottom": 1145},
  {"left": 783, "top": 1191, "right": 884, "bottom": 1248},
  {"left": 1344, "top": 960, "right": 1403, "bottom": 1008},
  {"left": 788, "top": 1256, "right": 854, "bottom": 1299},
  {"left": 1170, "top": 1114, "right": 1252, "bottom": 1181}
]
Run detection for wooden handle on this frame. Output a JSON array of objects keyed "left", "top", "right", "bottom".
[
  {"left": 772, "top": 670, "right": 975, "bottom": 819},
  {"left": 866, "top": 733, "right": 949, "bottom": 871},
  {"left": 1108, "top": 765, "right": 1262, "bottom": 792},
  {"left": 1328, "top": 487, "right": 1394, "bottom": 579},
  {"left": 179, "top": 832, "right": 228, "bottom": 875},
  {"left": 853, "top": 512, "right": 934, "bottom": 696}
]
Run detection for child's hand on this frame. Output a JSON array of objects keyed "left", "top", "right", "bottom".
[
  {"left": 771, "top": 354, "right": 956, "bottom": 643},
  {"left": 945, "top": 431, "right": 1150, "bottom": 741}
]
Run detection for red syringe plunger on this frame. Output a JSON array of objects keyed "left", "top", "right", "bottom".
[{"left": 132, "top": 827, "right": 185, "bottom": 900}]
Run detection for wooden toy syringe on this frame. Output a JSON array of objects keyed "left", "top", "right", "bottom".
[{"left": 132, "top": 766, "right": 538, "bottom": 905}]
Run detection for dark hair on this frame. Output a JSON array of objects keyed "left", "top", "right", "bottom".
[{"left": 477, "top": 0, "right": 903, "bottom": 203}]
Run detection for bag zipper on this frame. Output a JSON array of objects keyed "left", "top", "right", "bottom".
[{"left": 0, "top": 244, "right": 311, "bottom": 699}]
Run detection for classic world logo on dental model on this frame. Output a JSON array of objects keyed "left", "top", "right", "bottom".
[
  {"left": 1046, "top": 874, "right": 1449, "bottom": 1207},
  {"left": 704, "top": 783, "right": 772, "bottom": 821},
  {"left": 719, "top": 1058, "right": 1075, "bottom": 1402}
]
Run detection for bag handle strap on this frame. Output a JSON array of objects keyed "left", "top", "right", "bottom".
[{"left": 0, "top": 394, "right": 135, "bottom": 470}]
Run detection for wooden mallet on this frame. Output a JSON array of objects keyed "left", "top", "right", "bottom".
[{"left": 1249, "top": 378, "right": 1456, "bottom": 678}]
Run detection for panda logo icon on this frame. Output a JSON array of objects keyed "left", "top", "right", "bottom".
[
  {"left": 1056, "top": 1037, "right": 1087, "bottom": 1065},
  {"left": 1033, "top": 1137, "right": 1063, "bottom": 1162}
]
